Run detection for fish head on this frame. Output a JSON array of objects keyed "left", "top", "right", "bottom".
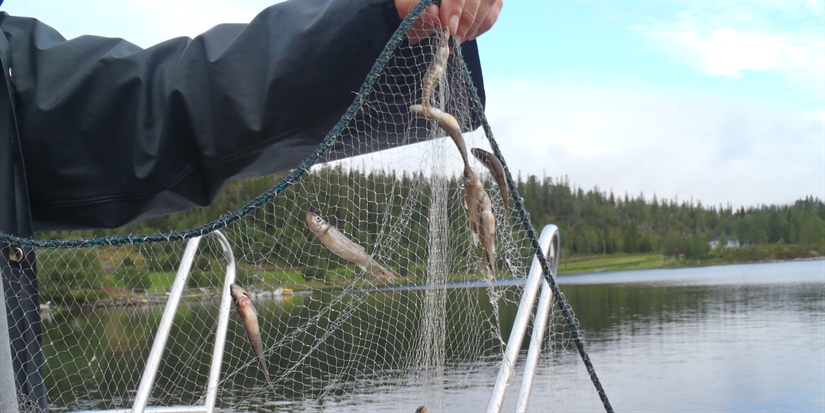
[
  {"left": 306, "top": 212, "right": 330, "bottom": 235},
  {"left": 229, "top": 283, "right": 248, "bottom": 301},
  {"left": 471, "top": 147, "right": 504, "bottom": 174},
  {"left": 470, "top": 147, "right": 488, "bottom": 161}
]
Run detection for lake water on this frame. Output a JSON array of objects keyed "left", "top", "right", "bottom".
[
  {"left": 42, "top": 260, "right": 824, "bottom": 412},
  {"left": 554, "top": 259, "right": 825, "bottom": 412}
]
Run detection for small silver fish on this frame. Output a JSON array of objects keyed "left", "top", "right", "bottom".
[
  {"left": 410, "top": 105, "right": 496, "bottom": 275},
  {"left": 410, "top": 104, "right": 469, "bottom": 167},
  {"left": 306, "top": 212, "right": 396, "bottom": 280},
  {"left": 471, "top": 147, "right": 509, "bottom": 221},
  {"left": 230, "top": 283, "right": 275, "bottom": 391},
  {"left": 463, "top": 166, "right": 497, "bottom": 275},
  {"left": 421, "top": 27, "right": 451, "bottom": 108}
]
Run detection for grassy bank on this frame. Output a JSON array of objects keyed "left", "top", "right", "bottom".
[
  {"left": 558, "top": 253, "right": 665, "bottom": 275},
  {"left": 558, "top": 243, "right": 822, "bottom": 276}
]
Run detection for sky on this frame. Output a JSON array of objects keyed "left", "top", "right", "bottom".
[{"left": 1, "top": 0, "right": 823, "bottom": 210}]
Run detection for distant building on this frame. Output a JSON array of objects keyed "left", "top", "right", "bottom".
[{"left": 708, "top": 236, "right": 742, "bottom": 250}]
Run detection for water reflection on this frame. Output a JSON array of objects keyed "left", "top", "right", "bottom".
[{"left": 41, "top": 260, "right": 824, "bottom": 412}]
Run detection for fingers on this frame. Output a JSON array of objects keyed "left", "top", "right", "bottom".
[
  {"left": 397, "top": 0, "right": 503, "bottom": 45},
  {"left": 463, "top": 0, "right": 503, "bottom": 43},
  {"left": 440, "top": 0, "right": 503, "bottom": 44}
]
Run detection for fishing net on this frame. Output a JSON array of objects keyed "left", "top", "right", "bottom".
[{"left": 1, "top": 2, "right": 611, "bottom": 412}]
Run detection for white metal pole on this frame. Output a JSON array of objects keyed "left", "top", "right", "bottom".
[
  {"left": 486, "top": 225, "right": 558, "bottom": 413},
  {"left": 132, "top": 236, "right": 203, "bottom": 413},
  {"left": 515, "top": 281, "right": 552, "bottom": 413},
  {"left": 516, "top": 230, "right": 559, "bottom": 412},
  {"left": 204, "top": 231, "right": 236, "bottom": 413}
]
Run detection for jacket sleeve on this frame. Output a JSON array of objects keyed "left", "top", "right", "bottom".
[{"left": 0, "top": 0, "right": 486, "bottom": 231}]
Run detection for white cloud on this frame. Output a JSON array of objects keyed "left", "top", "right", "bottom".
[
  {"left": 650, "top": 29, "right": 798, "bottom": 77},
  {"left": 637, "top": 3, "right": 825, "bottom": 84},
  {"left": 807, "top": 0, "right": 824, "bottom": 16},
  {"left": 484, "top": 77, "right": 825, "bottom": 209}
]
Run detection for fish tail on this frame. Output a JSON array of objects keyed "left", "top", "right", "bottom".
[
  {"left": 484, "top": 246, "right": 496, "bottom": 276},
  {"left": 264, "top": 371, "right": 276, "bottom": 392},
  {"left": 257, "top": 353, "right": 267, "bottom": 374}
]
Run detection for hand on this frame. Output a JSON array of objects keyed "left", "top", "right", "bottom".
[{"left": 396, "top": 0, "right": 503, "bottom": 44}]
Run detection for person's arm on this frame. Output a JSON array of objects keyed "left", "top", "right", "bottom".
[{"left": 1, "top": 0, "right": 486, "bottom": 231}]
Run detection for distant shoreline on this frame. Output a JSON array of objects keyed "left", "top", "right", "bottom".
[{"left": 557, "top": 248, "right": 823, "bottom": 275}]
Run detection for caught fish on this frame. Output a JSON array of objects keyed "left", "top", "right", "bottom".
[
  {"left": 410, "top": 106, "right": 496, "bottom": 275},
  {"left": 410, "top": 104, "right": 469, "bottom": 167},
  {"left": 306, "top": 212, "right": 396, "bottom": 281},
  {"left": 463, "top": 166, "right": 497, "bottom": 275},
  {"left": 410, "top": 31, "right": 496, "bottom": 276},
  {"left": 230, "top": 283, "right": 275, "bottom": 391},
  {"left": 421, "top": 27, "right": 451, "bottom": 109},
  {"left": 471, "top": 148, "right": 510, "bottom": 220}
]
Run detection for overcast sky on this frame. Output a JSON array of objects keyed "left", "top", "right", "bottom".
[{"left": 2, "top": 0, "right": 823, "bottom": 210}]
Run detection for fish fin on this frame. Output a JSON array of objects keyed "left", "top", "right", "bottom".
[
  {"left": 368, "top": 260, "right": 395, "bottom": 281},
  {"left": 352, "top": 240, "right": 367, "bottom": 254},
  {"left": 382, "top": 269, "right": 400, "bottom": 280},
  {"left": 484, "top": 246, "right": 496, "bottom": 276},
  {"left": 471, "top": 229, "right": 480, "bottom": 245}
]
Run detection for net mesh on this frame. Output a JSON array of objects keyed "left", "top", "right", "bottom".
[{"left": 1, "top": 3, "right": 610, "bottom": 412}]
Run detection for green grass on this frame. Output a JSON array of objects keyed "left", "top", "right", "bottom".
[
  {"left": 558, "top": 253, "right": 665, "bottom": 275},
  {"left": 148, "top": 271, "right": 176, "bottom": 292}
]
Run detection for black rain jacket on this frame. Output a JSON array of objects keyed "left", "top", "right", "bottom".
[{"left": 1, "top": 0, "right": 485, "bottom": 232}]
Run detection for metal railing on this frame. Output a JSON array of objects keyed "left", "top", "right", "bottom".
[
  {"left": 71, "top": 230, "right": 236, "bottom": 413},
  {"left": 487, "top": 224, "right": 560, "bottom": 413}
]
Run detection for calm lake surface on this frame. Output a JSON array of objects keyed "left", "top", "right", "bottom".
[
  {"left": 43, "top": 260, "right": 824, "bottom": 412},
  {"left": 554, "top": 259, "right": 825, "bottom": 412}
]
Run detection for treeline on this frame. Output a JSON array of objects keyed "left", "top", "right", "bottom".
[
  {"left": 517, "top": 174, "right": 824, "bottom": 260},
  {"left": 38, "top": 167, "right": 825, "bottom": 264}
]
